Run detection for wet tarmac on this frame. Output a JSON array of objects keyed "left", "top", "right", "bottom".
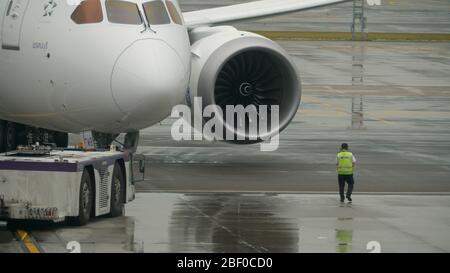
[
  {"left": 127, "top": 193, "right": 450, "bottom": 253},
  {"left": 181, "top": 0, "right": 450, "bottom": 33},
  {"left": 1, "top": 193, "right": 450, "bottom": 253}
]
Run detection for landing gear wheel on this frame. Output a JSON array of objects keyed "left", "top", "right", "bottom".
[
  {"left": 92, "top": 132, "right": 118, "bottom": 149},
  {"left": 109, "top": 162, "right": 124, "bottom": 217},
  {"left": 68, "top": 169, "right": 93, "bottom": 226}
]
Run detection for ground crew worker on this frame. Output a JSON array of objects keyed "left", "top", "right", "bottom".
[{"left": 336, "top": 143, "right": 356, "bottom": 203}]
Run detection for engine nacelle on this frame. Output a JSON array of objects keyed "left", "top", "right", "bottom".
[{"left": 188, "top": 26, "right": 301, "bottom": 143}]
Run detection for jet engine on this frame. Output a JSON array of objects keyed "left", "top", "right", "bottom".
[{"left": 188, "top": 27, "right": 301, "bottom": 143}]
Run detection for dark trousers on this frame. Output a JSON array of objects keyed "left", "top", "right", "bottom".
[{"left": 338, "top": 174, "right": 354, "bottom": 200}]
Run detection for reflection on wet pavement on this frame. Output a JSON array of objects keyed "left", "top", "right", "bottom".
[
  {"left": 168, "top": 195, "right": 299, "bottom": 253},
  {"left": 125, "top": 193, "right": 450, "bottom": 253},
  {"left": 336, "top": 217, "right": 354, "bottom": 253},
  {"left": 48, "top": 217, "right": 138, "bottom": 253},
  {"left": 1, "top": 193, "right": 449, "bottom": 253}
]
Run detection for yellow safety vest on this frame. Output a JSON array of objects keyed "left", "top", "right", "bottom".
[{"left": 337, "top": 151, "right": 354, "bottom": 175}]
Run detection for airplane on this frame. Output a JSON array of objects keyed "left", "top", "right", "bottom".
[{"left": 0, "top": 0, "right": 348, "bottom": 152}]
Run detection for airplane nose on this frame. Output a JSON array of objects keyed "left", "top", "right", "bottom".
[{"left": 111, "top": 39, "right": 188, "bottom": 125}]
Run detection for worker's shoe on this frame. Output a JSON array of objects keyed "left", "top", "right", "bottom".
[
  {"left": 346, "top": 196, "right": 352, "bottom": 203},
  {"left": 340, "top": 198, "right": 345, "bottom": 203}
]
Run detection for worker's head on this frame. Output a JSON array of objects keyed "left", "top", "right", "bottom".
[{"left": 341, "top": 143, "right": 349, "bottom": 150}]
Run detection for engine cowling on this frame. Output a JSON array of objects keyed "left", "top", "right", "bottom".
[{"left": 188, "top": 26, "right": 301, "bottom": 143}]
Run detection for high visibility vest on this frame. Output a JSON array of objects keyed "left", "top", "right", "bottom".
[{"left": 337, "top": 151, "right": 354, "bottom": 175}]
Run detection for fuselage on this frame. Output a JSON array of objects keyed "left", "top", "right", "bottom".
[{"left": 0, "top": 0, "right": 191, "bottom": 134}]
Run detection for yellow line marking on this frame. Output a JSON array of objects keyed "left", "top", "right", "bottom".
[{"left": 16, "top": 230, "right": 41, "bottom": 253}]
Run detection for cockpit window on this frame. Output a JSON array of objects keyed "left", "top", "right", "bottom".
[
  {"left": 71, "top": 0, "right": 103, "bottom": 24},
  {"left": 165, "top": 1, "right": 183, "bottom": 25},
  {"left": 142, "top": 1, "right": 171, "bottom": 25},
  {"left": 106, "top": 0, "right": 143, "bottom": 25}
]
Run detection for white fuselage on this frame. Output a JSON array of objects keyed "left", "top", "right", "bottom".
[{"left": 0, "top": 0, "right": 191, "bottom": 133}]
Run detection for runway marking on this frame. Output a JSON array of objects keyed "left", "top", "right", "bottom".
[
  {"left": 400, "top": 86, "right": 425, "bottom": 96},
  {"left": 302, "top": 96, "right": 394, "bottom": 125},
  {"left": 15, "top": 230, "right": 42, "bottom": 253},
  {"left": 179, "top": 196, "right": 264, "bottom": 253}
]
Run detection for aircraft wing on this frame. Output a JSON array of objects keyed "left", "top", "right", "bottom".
[{"left": 183, "top": 0, "right": 350, "bottom": 28}]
